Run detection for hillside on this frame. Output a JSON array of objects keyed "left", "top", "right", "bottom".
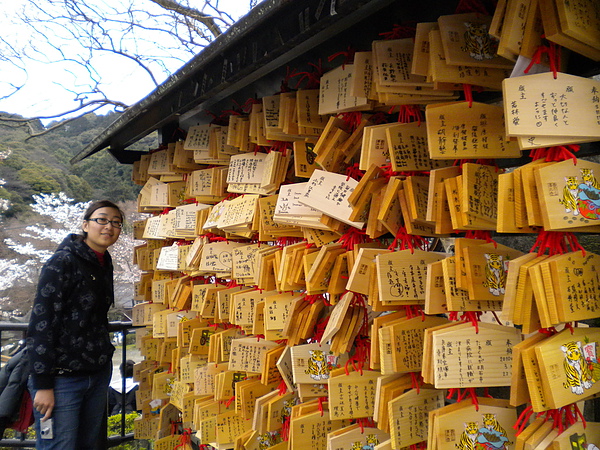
[
  {"left": 0, "top": 111, "right": 155, "bottom": 217},
  {"left": 0, "top": 112, "right": 152, "bottom": 321}
]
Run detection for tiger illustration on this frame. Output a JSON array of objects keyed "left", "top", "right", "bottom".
[
  {"left": 351, "top": 442, "right": 364, "bottom": 450},
  {"left": 482, "top": 253, "right": 508, "bottom": 296},
  {"left": 577, "top": 169, "right": 600, "bottom": 220},
  {"left": 559, "top": 176, "right": 580, "bottom": 215},
  {"left": 481, "top": 414, "right": 512, "bottom": 446},
  {"left": 456, "top": 422, "right": 479, "bottom": 450},
  {"left": 570, "top": 432, "right": 600, "bottom": 450},
  {"left": 365, "top": 434, "right": 380, "bottom": 449},
  {"left": 305, "top": 349, "right": 332, "bottom": 381},
  {"left": 306, "top": 142, "right": 317, "bottom": 165},
  {"left": 561, "top": 340, "right": 595, "bottom": 395},
  {"left": 258, "top": 432, "right": 277, "bottom": 450},
  {"left": 280, "top": 398, "right": 296, "bottom": 423},
  {"left": 581, "top": 168, "right": 600, "bottom": 189},
  {"left": 462, "top": 22, "right": 498, "bottom": 61}
]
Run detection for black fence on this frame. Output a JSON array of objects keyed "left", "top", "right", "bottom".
[{"left": 0, "top": 321, "right": 140, "bottom": 449}]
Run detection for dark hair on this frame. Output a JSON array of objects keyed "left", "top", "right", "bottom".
[
  {"left": 82, "top": 200, "right": 124, "bottom": 238},
  {"left": 120, "top": 360, "right": 135, "bottom": 378}
]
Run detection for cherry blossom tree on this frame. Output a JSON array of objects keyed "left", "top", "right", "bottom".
[{"left": 0, "top": 192, "right": 144, "bottom": 319}]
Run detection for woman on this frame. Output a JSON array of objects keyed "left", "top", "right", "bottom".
[{"left": 27, "top": 200, "right": 124, "bottom": 449}]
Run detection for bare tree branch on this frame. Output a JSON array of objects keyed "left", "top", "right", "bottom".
[
  {"left": 148, "top": 0, "right": 223, "bottom": 38},
  {"left": 0, "top": 0, "right": 253, "bottom": 137}
]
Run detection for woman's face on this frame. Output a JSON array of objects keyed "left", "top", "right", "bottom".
[{"left": 82, "top": 206, "right": 122, "bottom": 253}]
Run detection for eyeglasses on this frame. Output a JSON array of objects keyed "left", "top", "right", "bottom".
[{"left": 87, "top": 217, "right": 123, "bottom": 228}]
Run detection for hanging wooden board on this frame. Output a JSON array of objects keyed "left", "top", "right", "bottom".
[
  {"left": 376, "top": 177, "right": 404, "bottom": 236},
  {"left": 461, "top": 163, "right": 500, "bottom": 224},
  {"left": 528, "top": 255, "right": 561, "bottom": 329},
  {"left": 500, "top": 252, "right": 538, "bottom": 324},
  {"left": 437, "top": 13, "right": 514, "bottom": 69},
  {"left": 513, "top": 255, "right": 545, "bottom": 334},
  {"left": 496, "top": 0, "right": 533, "bottom": 60},
  {"left": 425, "top": 259, "right": 449, "bottom": 315},
  {"left": 431, "top": 322, "right": 522, "bottom": 388},
  {"left": 299, "top": 169, "right": 365, "bottom": 229},
  {"left": 431, "top": 398, "right": 517, "bottom": 450},
  {"left": 462, "top": 242, "right": 524, "bottom": 301},
  {"left": 534, "top": 327, "right": 600, "bottom": 410},
  {"left": 520, "top": 0, "right": 544, "bottom": 59},
  {"left": 515, "top": 417, "right": 545, "bottom": 450},
  {"left": 372, "top": 38, "right": 431, "bottom": 87},
  {"left": 539, "top": 0, "right": 600, "bottom": 61},
  {"left": 551, "top": 421, "right": 600, "bottom": 450},
  {"left": 503, "top": 72, "right": 600, "bottom": 138},
  {"left": 496, "top": 172, "right": 541, "bottom": 233},
  {"left": 374, "top": 374, "right": 413, "bottom": 432},
  {"left": 346, "top": 248, "right": 391, "bottom": 296},
  {"left": 427, "top": 166, "right": 461, "bottom": 222},
  {"left": 327, "top": 369, "right": 381, "bottom": 420},
  {"left": 442, "top": 256, "right": 503, "bottom": 312},
  {"left": 318, "top": 64, "right": 372, "bottom": 115},
  {"left": 412, "top": 22, "right": 439, "bottom": 77},
  {"left": 359, "top": 123, "right": 396, "bottom": 170},
  {"left": 426, "top": 101, "right": 522, "bottom": 159},
  {"left": 535, "top": 159, "right": 600, "bottom": 232},
  {"left": 215, "top": 409, "right": 252, "bottom": 448},
  {"left": 388, "top": 315, "right": 450, "bottom": 373},
  {"left": 289, "top": 409, "right": 350, "bottom": 450},
  {"left": 549, "top": 251, "right": 600, "bottom": 323},
  {"left": 369, "top": 310, "right": 407, "bottom": 370},
  {"left": 428, "top": 30, "right": 513, "bottom": 90},
  {"left": 510, "top": 331, "right": 547, "bottom": 407},
  {"left": 554, "top": 0, "right": 600, "bottom": 58},
  {"left": 388, "top": 388, "right": 445, "bottom": 449},
  {"left": 376, "top": 249, "right": 446, "bottom": 305},
  {"left": 290, "top": 343, "right": 348, "bottom": 385},
  {"left": 327, "top": 425, "right": 389, "bottom": 450}
]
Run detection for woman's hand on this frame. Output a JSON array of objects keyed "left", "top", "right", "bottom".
[{"left": 33, "top": 389, "right": 55, "bottom": 421}]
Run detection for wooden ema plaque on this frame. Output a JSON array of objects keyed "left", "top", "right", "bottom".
[
  {"left": 430, "top": 322, "right": 522, "bottom": 388},
  {"left": 426, "top": 102, "right": 522, "bottom": 160},
  {"left": 535, "top": 159, "right": 600, "bottom": 232},
  {"left": 227, "top": 337, "right": 280, "bottom": 374},
  {"left": 290, "top": 343, "right": 349, "bottom": 385},
  {"left": 533, "top": 327, "right": 600, "bottom": 410},
  {"left": 327, "top": 368, "right": 381, "bottom": 420},
  {"left": 289, "top": 408, "right": 350, "bottom": 449},
  {"left": 388, "top": 388, "right": 445, "bottom": 449},
  {"left": 503, "top": 72, "right": 600, "bottom": 139},
  {"left": 429, "top": 398, "right": 516, "bottom": 450},
  {"left": 327, "top": 424, "right": 390, "bottom": 450},
  {"left": 551, "top": 421, "right": 600, "bottom": 450},
  {"left": 428, "top": 30, "right": 512, "bottom": 91},
  {"left": 437, "top": 13, "right": 514, "bottom": 69},
  {"left": 379, "top": 315, "right": 450, "bottom": 375},
  {"left": 554, "top": 0, "right": 600, "bottom": 59},
  {"left": 549, "top": 251, "right": 600, "bottom": 323},
  {"left": 462, "top": 242, "right": 524, "bottom": 302},
  {"left": 376, "top": 249, "right": 447, "bottom": 305}
]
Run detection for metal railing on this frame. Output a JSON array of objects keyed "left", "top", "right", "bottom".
[{"left": 0, "top": 321, "right": 140, "bottom": 449}]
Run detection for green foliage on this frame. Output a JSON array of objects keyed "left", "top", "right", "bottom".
[
  {"left": 0, "top": 412, "right": 147, "bottom": 449},
  {"left": 17, "top": 166, "right": 61, "bottom": 193},
  {"left": 0, "top": 111, "right": 146, "bottom": 217},
  {"left": 107, "top": 412, "right": 149, "bottom": 450},
  {"left": 66, "top": 174, "right": 93, "bottom": 201},
  {"left": 0, "top": 426, "right": 36, "bottom": 449}
]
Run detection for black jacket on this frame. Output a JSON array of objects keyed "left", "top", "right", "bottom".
[
  {"left": 0, "top": 348, "right": 30, "bottom": 437},
  {"left": 26, "top": 234, "right": 115, "bottom": 390}
]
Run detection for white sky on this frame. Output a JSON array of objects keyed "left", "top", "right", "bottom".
[{"left": 0, "top": 0, "right": 251, "bottom": 121}]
